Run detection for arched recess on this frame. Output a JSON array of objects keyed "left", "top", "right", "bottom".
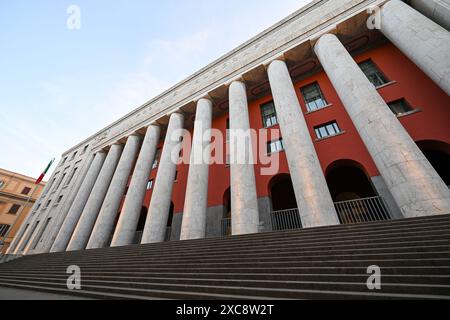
[
  {"left": 325, "top": 159, "right": 377, "bottom": 202},
  {"left": 416, "top": 140, "right": 450, "bottom": 186},
  {"left": 222, "top": 188, "right": 231, "bottom": 236},
  {"left": 268, "top": 174, "right": 297, "bottom": 211},
  {"left": 268, "top": 174, "right": 302, "bottom": 230},
  {"left": 325, "top": 159, "right": 390, "bottom": 224},
  {"left": 165, "top": 202, "right": 174, "bottom": 241}
]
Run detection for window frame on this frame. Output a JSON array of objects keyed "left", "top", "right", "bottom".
[
  {"left": 8, "top": 204, "right": 21, "bottom": 215},
  {"left": 314, "top": 121, "right": 342, "bottom": 140},
  {"left": 267, "top": 138, "right": 285, "bottom": 155},
  {"left": 387, "top": 98, "right": 414, "bottom": 116},
  {"left": 359, "top": 59, "right": 389, "bottom": 88},
  {"left": 300, "top": 82, "right": 328, "bottom": 112},
  {"left": 260, "top": 101, "right": 278, "bottom": 128}
]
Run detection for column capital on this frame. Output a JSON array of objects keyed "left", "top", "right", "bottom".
[
  {"left": 224, "top": 75, "right": 245, "bottom": 88},
  {"left": 193, "top": 93, "right": 213, "bottom": 104},
  {"left": 262, "top": 54, "right": 286, "bottom": 70},
  {"left": 309, "top": 25, "right": 338, "bottom": 48}
]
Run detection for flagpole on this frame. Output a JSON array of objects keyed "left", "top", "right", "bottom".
[{"left": 0, "top": 184, "right": 40, "bottom": 254}]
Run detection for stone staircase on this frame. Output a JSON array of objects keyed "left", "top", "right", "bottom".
[{"left": 0, "top": 214, "right": 450, "bottom": 300}]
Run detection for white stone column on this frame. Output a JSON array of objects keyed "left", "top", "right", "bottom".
[
  {"left": 40, "top": 153, "right": 96, "bottom": 254},
  {"left": 50, "top": 152, "right": 106, "bottom": 253},
  {"left": 86, "top": 135, "right": 141, "bottom": 249},
  {"left": 314, "top": 33, "right": 450, "bottom": 218},
  {"left": 267, "top": 60, "right": 340, "bottom": 227},
  {"left": 410, "top": 0, "right": 450, "bottom": 31},
  {"left": 66, "top": 144, "right": 123, "bottom": 251},
  {"left": 111, "top": 125, "right": 160, "bottom": 247},
  {"left": 141, "top": 112, "right": 184, "bottom": 244},
  {"left": 228, "top": 80, "right": 260, "bottom": 235},
  {"left": 180, "top": 98, "right": 213, "bottom": 240},
  {"left": 380, "top": 0, "right": 450, "bottom": 95}
]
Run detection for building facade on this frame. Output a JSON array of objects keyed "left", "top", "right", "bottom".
[
  {"left": 0, "top": 169, "right": 46, "bottom": 253},
  {"left": 6, "top": 0, "right": 450, "bottom": 257}
]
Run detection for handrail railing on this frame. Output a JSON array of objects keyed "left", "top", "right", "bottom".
[
  {"left": 334, "top": 196, "right": 391, "bottom": 225},
  {"left": 165, "top": 227, "right": 172, "bottom": 242},
  {"left": 271, "top": 208, "right": 302, "bottom": 231},
  {"left": 221, "top": 218, "right": 231, "bottom": 236}
]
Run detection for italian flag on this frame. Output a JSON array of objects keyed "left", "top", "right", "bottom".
[{"left": 35, "top": 158, "right": 55, "bottom": 185}]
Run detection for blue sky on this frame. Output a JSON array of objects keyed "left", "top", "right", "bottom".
[{"left": 0, "top": 0, "right": 309, "bottom": 179}]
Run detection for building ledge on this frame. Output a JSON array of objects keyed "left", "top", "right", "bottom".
[
  {"left": 397, "top": 109, "right": 422, "bottom": 118},
  {"left": 376, "top": 80, "right": 397, "bottom": 90},
  {"left": 305, "top": 104, "right": 333, "bottom": 115},
  {"left": 315, "top": 131, "right": 347, "bottom": 142}
]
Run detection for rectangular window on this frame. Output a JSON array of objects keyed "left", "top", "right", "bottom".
[
  {"left": 57, "top": 195, "right": 63, "bottom": 204},
  {"left": 45, "top": 200, "right": 51, "bottom": 209},
  {"left": 147, "top": 180, "right": 154, "bottom": 190},
  {"left": 65, "top": 166, "right": 79, "bottom": 187},
  {"left": 0, "top": 224, "right": 10, "bottom": 237},
  {"left": 359, "top": 60, "right": 389, "bottom": 87},
  {"left": 8, "top": 204, "right": 21, "bottom": 214},
  {"left": 314, "top": 121, "right": 342, "bottom": 139},
  {"left": 153, "top": 149, "right": 161, "bottom": 169},
  {"left": 387, "top": 99, "right": 413, "bottom": 116},
  {"left": 82, "top": 145, "right": 89, "bottom": 154},
  {"left": 174, "top": 171, "right": 178, "bottom": 182},
  {"left": 71, "top": 151, "right": 78, "bottom": 160},
  {"left": 260, "top": 101, "right": 278, "bottom": 128},
  {"left": 54, "top": 172, "right": 66, "bottom": 192},
  {"left": 301, "top": 82, "right": 328, "bottom": 112},
  {"left": 267, "top": 139, "right": 284, "bottom": 154},
  {"left": 21, "top": 187, "right": 32, "bottom": 195},
  {"left": 20, "top": 221, "right": 39, "bottom": 251},
  {"left": 36, "top": 203, "right": 41, "bottom": 211},
  {"left": 61, "top": 157, "right": 68, "bottom": 166},
  {"left": 32, "top": 218, "right": 52, "bottom": 250}
]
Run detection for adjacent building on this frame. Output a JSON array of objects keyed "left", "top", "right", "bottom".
[
  {"left": 0, "top": 169, "right": 46, "bottom": 253},
  {"left": 6, "top": 0, "right": 450, "bottom": 258}
]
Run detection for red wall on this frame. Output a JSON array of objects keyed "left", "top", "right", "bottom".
[{"left": 131, "top": 42, "right": 450, "bottom": 215}]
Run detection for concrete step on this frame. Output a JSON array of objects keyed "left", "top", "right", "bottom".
[
  {"left": 14, "top": 229, "right": 450, "bottom": 265},
  {"left": 1, "top": 215, "right": 449, "bottom": 299},
  {"left": 2, "top": 277, "right": 450, "bottom": 300},
  {"left": 22, "top": 217, "right": 450, "bottom": 260},
  {"left": 2, "top": 272, "right": 450, "bottom": 286},
  {"left": 2, "top": 251, "right": 450, "bottom": 271}
]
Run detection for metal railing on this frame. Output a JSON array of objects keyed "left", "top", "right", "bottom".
[
  {"left": 334, "top": 196, "right": 391, "bottom": 225},
  {"left": 0, "top": 225, "right": 10, "bottom": 239},
  {"left": 221, "top": 218, "right": 231, "bottom": 236},
  {"left": 271, "top": 208, "right": 302, "bottom": 231},
  {"left": 164, "top": 227, "right": 172, "bottom": 242}
]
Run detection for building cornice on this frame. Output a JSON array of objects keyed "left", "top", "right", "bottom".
[{"left": 62, "top": 0, "right": 383, "bottom": 156}]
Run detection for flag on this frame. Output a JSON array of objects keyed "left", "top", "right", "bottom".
[{"left": 35, "top": 158, "right": 55, "bottom": 185}]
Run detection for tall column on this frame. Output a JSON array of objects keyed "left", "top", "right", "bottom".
[
  {"left": 141, "top": 112, "right": 184, "bottom": 244},
  {"left": 228, "top": 80, "right": 259, "bottom": 235},
  {"left": 40, "top": 153, "right": 96, "bottom": 254},
  {"left": 314, "top": 33, "right": 450, "bottom": 217},
  {"left": 380, "top": 0, "right": 450, "bottom": 95},
  {"left": 87, "top": 135, "right": 141, "bottom": 249},
  {"left": 50, "top": 152, "right": 106, "bottom": 252},
  {"left": 10, "top": 168, "right": 61, "bottom": 255},
  {"left": 410, "top": 0, "right": 450, "bottom": 31},
  {"left": 267, "top": 60, "right": 339, "bottom": 227},
  {"left": 180, "top": 98, "right": 213, "bottom": 240},
  {"left": 111, "top": 125, "right": 160, "bottom": 247},
  {"left": 66, "top": 144, "right": 123, "bottom": 251}
]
